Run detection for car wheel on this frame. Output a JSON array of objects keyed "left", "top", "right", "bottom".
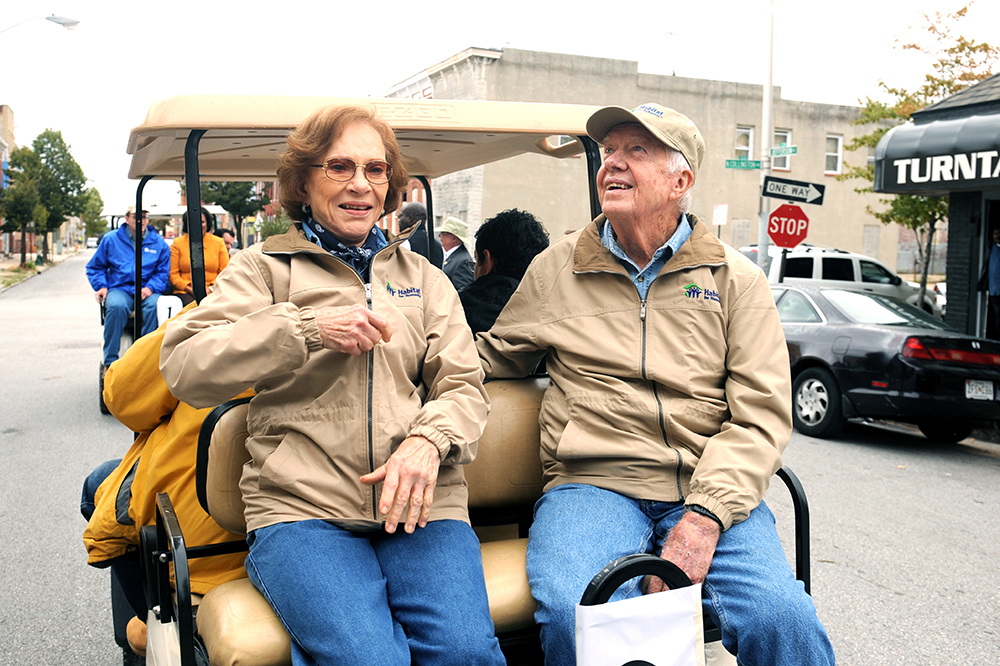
[
  {"left": 792, "top": 368, "right": 844, "bottom": 438},
  {"left": 918, "top": 421, "right": 973, "bottom": 443}
]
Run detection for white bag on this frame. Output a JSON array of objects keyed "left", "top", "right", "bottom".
[{"left": 575, "top": 556, "right": 705, "bottom": 666}]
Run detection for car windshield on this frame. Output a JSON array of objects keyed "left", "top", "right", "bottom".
[{"left": 821, "top": 289, "right": 954, "bottom": 330}]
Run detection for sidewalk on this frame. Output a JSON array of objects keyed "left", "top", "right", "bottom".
[{"left": 0, "top": 248, "right": 80, "bottom": 292}]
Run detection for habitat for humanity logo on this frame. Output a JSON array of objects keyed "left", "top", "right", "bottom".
[
  {"left": 684, "top": 283, "right": 720, "bottom": 303},
  {"left": 635, "top": 104, "right": 663, "bottom": 118},
  {"left": 385, "top": 280, "right": 421, "bottom": 298}
]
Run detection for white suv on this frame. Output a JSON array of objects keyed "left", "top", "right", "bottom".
[{"left": 742, "top": 245, "right": 942, "bottom": 318}]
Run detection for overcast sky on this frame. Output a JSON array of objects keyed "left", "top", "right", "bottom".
[{"left": 4, "top": 0, "right": 998, "bottom": 212}]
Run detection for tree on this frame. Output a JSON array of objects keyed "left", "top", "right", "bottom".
[
  {"left": 842, "top": 4, "right": 998, "bottom": 306},
  {"left": 0, "top": 175, "right": 41, "bottom": 268},
  {"left": 32, "top": 129, "right": 86, "bottom": 261},
  {"left": 257, "top": 210, "right": 293, "bottom": 241},
  {"left": 200, "top": 181, "right": 270, "bottom": 247},
  {"left": 80, "top": 187, "right": 106, "bottom": 239}
]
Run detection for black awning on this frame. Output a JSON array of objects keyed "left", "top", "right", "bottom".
[{"left": 874, "top": 112, "right": 1000, "bottom": 195}]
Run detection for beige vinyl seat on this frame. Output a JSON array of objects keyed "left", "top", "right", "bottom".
[{"left": 186, "top": 377, "right": 548, "bottom": 666}]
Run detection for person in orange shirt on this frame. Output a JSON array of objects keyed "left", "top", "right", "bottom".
[{"left": 170, "top": 208, "right": 230, "bottom": 305}]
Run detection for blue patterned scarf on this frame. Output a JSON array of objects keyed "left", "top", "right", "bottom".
[{"left": 302, "top": 216, "right": 388, "bottom": 279}]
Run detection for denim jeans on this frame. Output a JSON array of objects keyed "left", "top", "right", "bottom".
[
  {"left": 245, "top": 519, "right": 505, "bottom": 666},
  {"left": 103, "top": 288, "right": 160, "bottom": 365},
  {"left": 526, "top": 484, "right": 835, "bottom": 666},
  {"left": 80, "top": 458, "right": 123, "bottom": 520}
]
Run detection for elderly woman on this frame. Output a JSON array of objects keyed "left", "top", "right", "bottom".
[
  {"left": 159, "top": 105, "right": 502, "bottom": 666},
  {"left": 169, "top": 208, "right": 230, "bottom": 305}
]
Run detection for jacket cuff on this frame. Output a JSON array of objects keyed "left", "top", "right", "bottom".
[
  {"left": 298, "top": 306, "right": 324, "bottom": 353},
  {"left": 408, "top": 425, "right": 453, "bottom": 461},
  {"left": 685, "top": 493, "right": 733, "bottom": 531}
]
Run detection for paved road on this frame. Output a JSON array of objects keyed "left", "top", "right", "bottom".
[
  {"left": 2, "top": 255, "right": 999, "bottom": 665},
  {"left": 0, "top": 251, "right": 131, "bottom": 665}
]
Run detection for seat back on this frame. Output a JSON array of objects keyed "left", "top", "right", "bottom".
[{"left": 197, "top": 397, "right": 252, "bottom": 536}]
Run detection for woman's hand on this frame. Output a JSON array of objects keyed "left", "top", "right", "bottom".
[
  {"left": 360, "top": 436, "right": 440, "bottom": 534},
  {"left": 315, "top": 304, "right": 392, "bottom": 355}
]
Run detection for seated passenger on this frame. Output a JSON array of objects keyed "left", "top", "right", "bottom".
[
  {"left": 86, "top": 207, "right": 170, "bottom": 371},
  {"left": 476, "top": 103, "right": 835, "bottom": 666},
  {"left": 159, "top": 104, "right": 503, "bottom": 666},
  {"left": 170, "top": 209, "right": 230, "bottom": 305},
  {"left": 460, "top": 208, "right": 549, "bottom": 334},
  {"left": 82, "top": 304, "right": 251, "bottom": 656},
  {"left": 398, "top": 201, "right": 443, "bottom": 267},
  {"left": 439, "top": 216, "right": 476, "bottom": 291}
]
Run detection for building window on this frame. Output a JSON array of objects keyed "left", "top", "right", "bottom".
[
  {"left": 825, "top": 135, "right": 843, "bottom": 175},
  {"left": 735, "top": 126, "right": 754, "bottom": 160},
  {"left": 773, "top": 129, "right": 792, "bottom": 170}
]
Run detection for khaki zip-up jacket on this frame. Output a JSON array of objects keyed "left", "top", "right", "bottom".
[
  {"left": 160, "top": 225, "right": 489, "bottom": 533},
  {"left": 477, "top": 215, "right": 791, "bottom": 530}
]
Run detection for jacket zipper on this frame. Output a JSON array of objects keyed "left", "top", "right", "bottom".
[
  {"left": 639, "top": 293, "right": 685, "bottom": 500},
  {"left": 365, "top": 281, "right": 378, "bottom": 521}
]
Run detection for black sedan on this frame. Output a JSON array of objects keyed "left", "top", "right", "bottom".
[{"left": 773, "top": 285, "right": 1000, "bottom": 442}]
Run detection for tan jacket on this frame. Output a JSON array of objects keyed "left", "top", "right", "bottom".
[
  {"left": 160, "top": 225, "right": 489, "bottom": 533},
  {"left": 477, "top": 215, "right": 791, "bottom": 530}
]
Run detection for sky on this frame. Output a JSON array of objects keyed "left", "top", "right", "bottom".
[{"left": 3, "top": 0, "right": 998, "bottom": 213}]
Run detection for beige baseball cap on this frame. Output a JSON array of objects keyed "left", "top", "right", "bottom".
[{"left": 586, "top": 103, "right": 706, "bottom": 182}]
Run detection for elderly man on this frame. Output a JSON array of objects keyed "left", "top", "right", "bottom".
[
  {"left": 86, "top": 207, "right": 170, "bottom": 370},
  {"left": 398, "top": 201, "right": 443, "bottom": 267},
  {"left": 477, "top": 103, "right": 834, "bottom": 665},
  {"left": 438, "top": 216, "right": 475, "bottom": 290}
]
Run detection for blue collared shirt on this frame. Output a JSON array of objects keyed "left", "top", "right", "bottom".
[{"left": 601, "top": 214, "right": 692, "bottom": 300}]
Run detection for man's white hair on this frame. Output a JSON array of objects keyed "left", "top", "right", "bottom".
[{"left": 661, "top": 148, "right": 694, "bottom": 213}]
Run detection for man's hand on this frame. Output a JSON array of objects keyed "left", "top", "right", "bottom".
[
  {"left": 94, "top": 288, "right": 108, "bottom": 303},
  {"left": 140, "top": 287, "right": 153, "bottom": 299},
  {"left": 360, "top": 436, "right": 440, "bottom": 534},
  {"left": 316, "top": 304, "right": 392, "bottom": 355},
  {"left": 649, "top": 511, "right": 721, "bottom": 592}
]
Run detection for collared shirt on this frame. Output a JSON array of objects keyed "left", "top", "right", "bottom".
[
  {"left": 601, "top": 214, "right": 692, "bottom": 300},
  {"left": 443, "top": 244, "right": 460, "bottom": 261},
  {"left": 302, "top": 218, "right": 388, "bottom": 280}
]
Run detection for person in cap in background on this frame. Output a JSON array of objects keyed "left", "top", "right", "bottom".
[
  {"left": 438, "top": 216, "right": 475, "bottom": 291},
  {"left": 86, "top": 205, "right": 170, "bottom": 373},
  {"left": 477, "top": 103, "right": 834, "bottom": 665},
  {"left": 398, "top": 201, "right": 443, "bottom": 267},
  {"left": 460, "top": 208, "right": 549, "bottom": 334}
]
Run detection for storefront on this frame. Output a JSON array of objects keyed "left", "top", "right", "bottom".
[{"left": 875, "top": 73, "right": 1000, "bottom": 336}]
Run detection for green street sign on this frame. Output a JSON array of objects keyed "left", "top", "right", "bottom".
[
  {"left": 771, "top": 145, "right": 798, "bottom": 157},
  {"left": 725, "top": 159, "right": 761, "bottom": 169}
]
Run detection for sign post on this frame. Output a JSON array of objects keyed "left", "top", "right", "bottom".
[{"left": 768, "top": 203, "right": 809, "bottom": 283}]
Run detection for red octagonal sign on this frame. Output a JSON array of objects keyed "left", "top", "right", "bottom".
[{"left": 768, "top": 203, "right": 809, "bottom": 249}]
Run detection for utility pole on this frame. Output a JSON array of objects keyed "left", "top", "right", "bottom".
[{"left": 756, "top": 0, "right": 775, "bottom": 272}]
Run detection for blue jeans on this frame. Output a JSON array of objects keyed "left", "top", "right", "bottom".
[
  {"left": 527, "top": 484, "right": 835, "bottom": 666},
  {"left": 103, "top": 288, "right": 160, "bottom": 365},
  {"left": 245, "top": 519, "right": 505, "bottom": 666}
]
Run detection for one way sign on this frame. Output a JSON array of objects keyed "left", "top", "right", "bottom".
[{"left": 762, "top": 176, "right": 825, "bottom": 206}]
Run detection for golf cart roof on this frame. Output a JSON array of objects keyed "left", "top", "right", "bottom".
[{"left": 126, "top": 95, "right": 602, "bottom": 181}]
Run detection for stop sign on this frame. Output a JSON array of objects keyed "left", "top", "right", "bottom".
[{"left": 768, "top": 203, "right": 809, "bottom": 249}]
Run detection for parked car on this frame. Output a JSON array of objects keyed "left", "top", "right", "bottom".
[
  {"left": 934, "top": 281, "right": 947, "bottom": 316},
  {"left": 773, "top": 284, "right": 1000, "bottom": 442},
  {"left": 744, "top": 244, "right": 942, "bottom": 317},
  {"left": 86, "top": 236, "right": 99, "bottom": 249}
]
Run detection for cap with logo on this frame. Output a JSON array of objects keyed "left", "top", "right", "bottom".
[{"left": 586, "top": 103, "right": 706, "bottom": 183}]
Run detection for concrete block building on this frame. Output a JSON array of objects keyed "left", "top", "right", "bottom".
[{"left": 385, "top": 48, "right": 898, "bottom": 268}]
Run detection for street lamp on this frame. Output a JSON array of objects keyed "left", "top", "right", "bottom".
[{"left": 0, "top": 14, "right": 80, "bottom": 35}]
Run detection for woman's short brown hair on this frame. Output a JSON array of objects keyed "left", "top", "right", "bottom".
[{"left": 277, "top": 105, "right": 408, "bottom": 222}]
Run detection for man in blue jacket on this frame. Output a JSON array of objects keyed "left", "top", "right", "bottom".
[{"left": 86, "top": 207, "right": 170, "bottom": 369}]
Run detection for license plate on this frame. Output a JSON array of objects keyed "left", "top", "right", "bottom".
[{"left": 966, "top": 379, "right": 994, "bottom": 400}]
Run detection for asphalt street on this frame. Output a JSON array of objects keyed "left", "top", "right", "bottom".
[{"left": 2, "top": 253, "right": 999, "bottom": 665}]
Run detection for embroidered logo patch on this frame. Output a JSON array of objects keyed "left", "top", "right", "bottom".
[
  {"left": 683, "top": 283, "right": 720, "bottom": 303},
  {"left": 385, "top": 281, "right": 421, "bottom": 298}
]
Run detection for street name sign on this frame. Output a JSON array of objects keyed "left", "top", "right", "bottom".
[
  {"left": 762, "top": 176, "right": 825, "bottom": 205},
  {"left": 725, "top": 159, "right": 761, "bottom": 169},
  {"left": 770, "top": 145, "right": 798, "bottom": 157},
  {"left": 768, "top": 203, "right": 809, "bottom": 249}
]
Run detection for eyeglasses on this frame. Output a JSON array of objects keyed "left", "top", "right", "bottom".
[{"left": 311, "top": 158, "right": 392, "bottom": 184}]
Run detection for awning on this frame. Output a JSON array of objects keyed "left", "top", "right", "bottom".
[{"left": 874, "top": 112, "right": 1000, "bottom": 195}]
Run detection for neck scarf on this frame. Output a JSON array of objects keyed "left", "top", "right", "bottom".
[{"left": 302, "top": 216, "right": 388, "bottom": 279}]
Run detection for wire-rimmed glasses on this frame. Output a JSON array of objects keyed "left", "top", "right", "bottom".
[{"left": 311, "top": 158, "right": 392, "bottom": 184}]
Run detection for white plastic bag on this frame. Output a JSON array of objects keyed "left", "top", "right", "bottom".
[{"left": 575, "top": 583, "right": 705, "bottom": 666}]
